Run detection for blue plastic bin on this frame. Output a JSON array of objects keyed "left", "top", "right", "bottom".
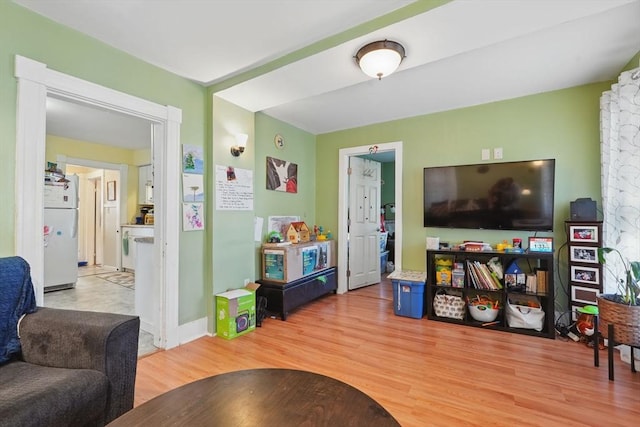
[
  {"left": 392, "top": 279, "right": 426, "bottom": 319},
  {"left": 380, "top": 251, "right": 389, "bottom": 274}
]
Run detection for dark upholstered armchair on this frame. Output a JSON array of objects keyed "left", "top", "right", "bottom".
[{"left": 0, "top": 257, "right": 140, "bottom": 426}]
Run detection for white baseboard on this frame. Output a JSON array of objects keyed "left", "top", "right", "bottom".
[{"left": 177, "top": 316, "right": 210, "bottom": 345}]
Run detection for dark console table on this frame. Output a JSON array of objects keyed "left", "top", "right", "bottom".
[
  {"left": 108, "top": 368, "right": 400, "bottom": 426},
  {"left": 257, "top": 266, "right": 336, "bottom": 320}
]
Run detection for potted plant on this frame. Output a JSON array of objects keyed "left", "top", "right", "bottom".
[{"left": 597, "top": 247, "right": 640, "bottom": 347}]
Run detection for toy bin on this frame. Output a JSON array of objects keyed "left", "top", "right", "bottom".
[
  {"left": 380, "top": 251, "right": 389, "bottom": 274},
  {"left": 388, "top": 270, "right": 427, "bottom": 319}
]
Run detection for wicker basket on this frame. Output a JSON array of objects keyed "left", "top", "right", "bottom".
[{"left": 597, "top": 295, "right": 640, "bottom": 347}]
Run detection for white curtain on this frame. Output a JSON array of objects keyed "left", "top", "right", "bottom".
[{"left": 600, "top": 67, "right": 640, "bottom": 294}]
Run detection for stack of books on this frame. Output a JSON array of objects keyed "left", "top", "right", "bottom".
[{"left": 466, "top": 260, "right": 503, "bottom": 290}]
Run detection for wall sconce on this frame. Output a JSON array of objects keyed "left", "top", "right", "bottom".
[{"left": 231, "top": 133, "right": 248, "bottom": 157}]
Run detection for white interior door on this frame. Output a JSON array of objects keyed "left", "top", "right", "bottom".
[{"left": 348, "top": 157, "right": 381, "bottom": 290}]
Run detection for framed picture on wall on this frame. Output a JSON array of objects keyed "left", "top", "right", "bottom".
[
  {"left": 571, "top": 265, "right": 600, "bottom": 285},
  {"left": 570, "top": 246, "right": 598, "bottom": 264},
  {"left": 569, "top": 225, "right": 598, "bottom": 243},
  {"left": 266, "top": 156, "right": 297, "bottom": 193}
]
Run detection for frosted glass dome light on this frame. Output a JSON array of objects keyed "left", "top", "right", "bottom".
[{"left": 355, "top": 40, "right": 405, "bottom": 80}]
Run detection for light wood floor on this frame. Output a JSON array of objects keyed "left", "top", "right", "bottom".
[{"left": 134, "top": 277, "right": 639, "bottom": 427}]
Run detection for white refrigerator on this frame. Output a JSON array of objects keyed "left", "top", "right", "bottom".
[{"left": 44, "top": 175, "right": 79, "bottom": 291}]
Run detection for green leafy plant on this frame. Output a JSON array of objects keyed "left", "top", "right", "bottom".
[{"left": 598, "top": 247, "right": 640, "bottom": 305}]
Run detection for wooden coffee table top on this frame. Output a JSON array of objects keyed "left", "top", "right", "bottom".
[{"left": 109, "top": 368, "right": 400, "bottom": 426}]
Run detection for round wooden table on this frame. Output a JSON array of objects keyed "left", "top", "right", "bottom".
[{"left": 109, "top": 368, "right": 400, "bottom": 426}]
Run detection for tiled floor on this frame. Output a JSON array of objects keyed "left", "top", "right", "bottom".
[{"left": 44, "top": 265, "right": 158, "bottom": 357}]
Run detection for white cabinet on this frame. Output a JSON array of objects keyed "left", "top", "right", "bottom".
[
  {"left": 121, "top": 226, "right": 154, "bottom": 271},
  {"left": 138, "top": 164, "right": 153, "bottom": 205}
]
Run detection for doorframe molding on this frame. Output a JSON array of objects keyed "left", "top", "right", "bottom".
[
  {"left": 337, "top": 141, "right": 403, "bottom": 294},
  {"left": 14, "top": 55, "right": 182, "bottom": 349}
]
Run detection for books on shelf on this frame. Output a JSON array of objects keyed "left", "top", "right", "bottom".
[
  {"left": 536, "top": 269, "right": 548, "bottom": 294},
  {"left": 466, "top": 260, "right": 503, "bottom": 290},
  {"left": 526, "top": 274, "right": 537, "bottom": 293}
]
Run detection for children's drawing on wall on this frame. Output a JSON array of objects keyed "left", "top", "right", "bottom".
[
  {"left": 182, "top": 144, "right": 204, "bottom": 174},
  {"left": 182, "top": 173, "right": 204, "bottom": 202},
  {"left": 226, "top": 166, "right": 236, "bottom": 181},
  {"left": 266, "top": 156, "right": 297, "bottom": 193},
  {"left": 183, "top": 203, "right": 204, "bottom": 231}
]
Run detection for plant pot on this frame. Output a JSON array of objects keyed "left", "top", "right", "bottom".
[{"left": 597, "top": 294, "right": 640, "bottom": 347}]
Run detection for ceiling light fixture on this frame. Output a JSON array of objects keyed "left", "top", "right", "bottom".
[{"left": 355, "top": 40, "right": 405, "bottom": 80}]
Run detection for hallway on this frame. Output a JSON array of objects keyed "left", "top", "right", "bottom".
[{"left": 44, "top": 265, "right": 157, "bottom": 356}]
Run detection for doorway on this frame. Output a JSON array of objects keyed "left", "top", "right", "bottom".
[
  {"left": 347, "top": 156, "right": 382, "bottom": 290},
  {"left": 14, "top": 55, "right": 182, "bottom": 349},
  {"left": 63, "top": 162, "right": 122, "bottom": 270},
  {"left": 337, "top": 141, "right": 403, "bottom": 294}
]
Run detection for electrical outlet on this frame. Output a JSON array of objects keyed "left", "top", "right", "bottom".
[
  {"left": 244, "top": 278, "right": 250, "bottom": 286},
  {"left": 493, "top": 147, "right": 503, "bottom": 159},
  {"left": 481, "top": 148, "right": 490, "bottom": 160}
]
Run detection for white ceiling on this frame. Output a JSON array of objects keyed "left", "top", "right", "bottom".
[{"left": 16, "top": 0, "right": 640, "bottom": 146}]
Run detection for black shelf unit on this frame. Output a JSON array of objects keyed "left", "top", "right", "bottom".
[{"left": 426, "top": 249, "right": 555, "bottom": 339}]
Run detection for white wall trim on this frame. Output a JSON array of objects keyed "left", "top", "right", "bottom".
[
  {"left": 14, "top": 54, "right": 182, "bottom": 349},
  {"left": 178, "top": 316, "right": 210, "bottom": 345},
  {"left": 337, "top": 141, "right": 403, "bottom": 294}
]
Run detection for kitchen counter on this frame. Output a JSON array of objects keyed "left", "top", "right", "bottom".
[{"left": 121, "top": 226, "right": 154, "bottom": 271}]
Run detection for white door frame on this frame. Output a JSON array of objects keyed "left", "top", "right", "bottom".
[
  {"left": 14, "top": 55, "right": 182, "bottom": 349},
  {"left": 337, "top": 141, "right": 403, "bottom": 294}
]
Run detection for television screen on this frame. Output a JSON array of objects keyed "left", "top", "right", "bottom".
[{"left": 423, "top": 159, "right": 555, "bottom": 231}]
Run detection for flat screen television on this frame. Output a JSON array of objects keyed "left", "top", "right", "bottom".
[{"left": 423, "top": 159, "right": 555, "bottom": 231}]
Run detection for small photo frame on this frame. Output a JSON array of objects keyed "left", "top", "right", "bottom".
[
  {"left": 571, "top": 285, "right": 599, "bottom": 305},
  {"left": 571, "top": 265, "right": 600, "bottom": 285},
  {"left": 528, "top": 236, "right": 553, "bottom": 253},
  {"left": 107, "top": 181, "right": 116, "bottom": 201},
  {"left": 570, "top": 245, "right": 598, "bottom": 264},
  {"left": 569, "top": 225, "right": 598, "bottom": 243}
]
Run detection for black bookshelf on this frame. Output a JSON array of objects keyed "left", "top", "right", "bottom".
[{"left": 426, "top": 249, "right": 555, "bottom": 339}]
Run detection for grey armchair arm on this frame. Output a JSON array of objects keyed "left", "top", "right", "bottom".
[{"left": 19, "top": 307, "right": 140, "bottom": 424}]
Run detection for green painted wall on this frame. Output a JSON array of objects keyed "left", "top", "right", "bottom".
[
  {"left": 209, "top": 96, "right": 256, "bottom": 329},
  {"left": 253, "top": 112, "right": 317, "bottom": 271},
  {"left": 0, "top": 2, "right": 207, "bottom": 325},
  {"left": 206, "top": 103, "right": 316, "bottom": 330},
  {"left": 381, "top": 162, "right": 396, "bottom": 221},
  {"left": 316, "top": 83, "right": 612, "bottom": 309}
]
